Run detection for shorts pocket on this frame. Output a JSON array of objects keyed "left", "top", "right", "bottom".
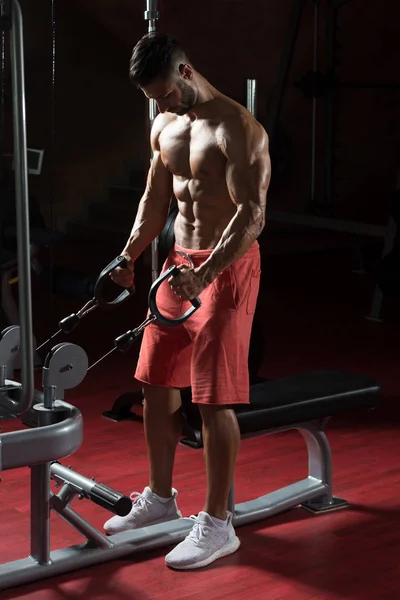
[
  {"left": 211, "top": 267, "right": 237, "bottom": 310},
  {"left": 246, "top": 269, "right": 261, "bottom": 315}
]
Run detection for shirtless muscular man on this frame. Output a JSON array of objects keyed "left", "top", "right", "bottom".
[{"left": 104, "top": 32, "right": 271, "bottom": 571}]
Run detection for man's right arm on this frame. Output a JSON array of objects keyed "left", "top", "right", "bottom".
[{"left": 122, "top": 114, "right": 173, "bottom": 262}]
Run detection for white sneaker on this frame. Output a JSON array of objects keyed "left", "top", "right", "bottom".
[
  {"left": 165, "top": 511, "right": 240, "bottom": 570},
  {"left": 103, "top": 486, "right": 182, "bottom": 535}
]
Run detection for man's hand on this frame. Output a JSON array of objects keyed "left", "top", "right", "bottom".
[
  {"left": 110, "top": 254, "right": 135, "bottom": 288},
  {"left": 168, "top": 265, "right": 209, "bottom": 300}
]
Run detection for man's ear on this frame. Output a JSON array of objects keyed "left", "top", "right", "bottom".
[{"left": 179, "top": 63, "right": 193, "bottom": 80}]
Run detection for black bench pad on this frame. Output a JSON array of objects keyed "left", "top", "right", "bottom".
[
  {"left": 235, "top": 370, "right": 381, "bottom": 435},
  {"left": 181, "top": 370, "right": 381, "bottom": 438}
]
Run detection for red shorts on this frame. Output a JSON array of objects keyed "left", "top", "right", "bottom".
[{"left": 134, "top": 241, "right": 261, "bottom": 405}]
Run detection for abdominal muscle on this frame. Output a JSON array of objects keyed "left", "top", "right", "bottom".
[{"left": 173, "top": 176, "right": 236, "bottom": 250}]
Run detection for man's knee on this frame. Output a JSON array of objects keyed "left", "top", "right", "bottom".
[
  {"left": 198, "top": 403, "right": 237, "bottom": 427},
  {"left": 142, "top": 383, "right": 182, "bottom": 412}
]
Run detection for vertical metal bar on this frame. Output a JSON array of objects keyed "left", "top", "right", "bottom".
[
  {"left": 0, "top": 364, "right": 6, "bottom": 386},
  {"left": 145, "top": 0, "right": 160, "bottom": 283},
  {"left": 48, "top": 0, "right": 57, "bottom": 329},
  {"left": 299, "top": 424, "right": 333, "bottom": 502},
  {"left": 0, "top": 5, "right": 7, "bottom": 218},
  {"left": 246, "top": 79, "right": 257, "bottom": 117},
  {"left": 43, "top": 384, "right": 56, "bottom": 409},
  {"left": 0, "top": 19, "right": 5, "bottom": 333},
  {"left": 30, "top": 463, "right": 52, "bottom": 565},
  {"left": 9, "top": 0, "right": 34, "bottom": 414}
]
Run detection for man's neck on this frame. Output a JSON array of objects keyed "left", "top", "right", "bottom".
[{"left": 190, "top": 72, "right": 220, "bottom": 116}]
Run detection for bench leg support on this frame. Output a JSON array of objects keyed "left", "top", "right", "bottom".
[{"left": 299, "top": 422, "right": 348, "bottom": 514}]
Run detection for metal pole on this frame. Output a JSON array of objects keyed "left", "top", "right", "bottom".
[
  {"left": 144, "top": 0, "right": 160, "bottom": 283},
  {"left": 30, "top": 463, "right": 52, "bottom": 565},
  {"left": 246, "top": 79, "right": 257, "bottom": 117},
  {"left": 3, "top": 0, "right": 34, "bottom": 415}
]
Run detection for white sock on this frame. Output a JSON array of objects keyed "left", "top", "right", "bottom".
[
  {"left": 210, "top": 515, "right": 228, "bottom": 528},
  {"left": 154, "top": 492, "right": 172, "bottom": 504}
]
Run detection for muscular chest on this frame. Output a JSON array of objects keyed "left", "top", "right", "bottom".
[{"left": 159, "top": 119, "right": 225, "bottom": 179}]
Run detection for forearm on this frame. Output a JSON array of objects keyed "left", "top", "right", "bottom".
[
  {"left": 122, "top": 195, "right": 170, "bottom": 262},
  {"left": 196, "top": 205, "right": 264, "bottom": 284}
]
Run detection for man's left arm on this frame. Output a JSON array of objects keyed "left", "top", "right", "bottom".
[{"left": 196, "top": 118, "right": 271, "bottom": 286}]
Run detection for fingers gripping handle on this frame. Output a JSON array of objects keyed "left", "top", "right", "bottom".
[
  {"left": 94, "top": 255, "right": 135, "bottom": 309},
  {"left": 148, "top": 265, "right": 202, "bottom": 327}
]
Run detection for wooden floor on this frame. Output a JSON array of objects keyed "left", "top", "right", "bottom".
[{"left": 0, "top": 238, "right": 399, "bottom": 599}]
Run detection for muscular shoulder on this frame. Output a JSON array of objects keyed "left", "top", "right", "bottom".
[
  {"left": 151, "top": 112, "right": 176, "bottom": 152},
  {"left": 215, "top": 102, "right": 269, "bottom": 160}
]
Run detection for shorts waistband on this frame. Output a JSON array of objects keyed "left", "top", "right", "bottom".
[{"left": 173, "top": 240, "right": 259, "bottom": 259}]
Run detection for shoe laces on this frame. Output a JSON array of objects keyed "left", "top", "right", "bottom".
[
  {"left": 187, "top": 515, "right": 211, "bottom": 545},
  {"left": 129, "top": 492, "right": 149, "bottom": 512}
]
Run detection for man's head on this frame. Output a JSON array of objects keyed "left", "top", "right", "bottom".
[{"left": 129, "top": 33, "right": 197, "bottom": 115}]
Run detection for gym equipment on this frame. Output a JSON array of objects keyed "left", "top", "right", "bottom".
[
  {"left": 0, "top": 238, "right": 203, "bottom": 590},
  {"left": 36, "top": 249, "right": 199, "bottom": 358},
  {"left": 89, "top": 251, "right": 201, "bottom": 370},
  {"left": 180, "top": 370, "right": 381, "bottom": 449},
  {"left": 17, "top": 253, "right": 135, "bottom": 428},
  {"left": 0, "top": 324, "right": 133, "bottom": 564},
  {"left": 21, "top": 248, "right": 201, "bottom": 427},
  {"left": 0, "top": 0, "right": 34, "bottom": 418},
  {"left": 36, "top": 254, "right": 135, "bottom": 353}
]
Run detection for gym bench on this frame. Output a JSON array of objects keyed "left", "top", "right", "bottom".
[{"left": 180, "top": 370, "right": 381, "bottom": 519}]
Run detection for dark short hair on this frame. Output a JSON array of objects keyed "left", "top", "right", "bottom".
[{"left": 129, "top": 33, "right": 189, "bottom": 86}]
